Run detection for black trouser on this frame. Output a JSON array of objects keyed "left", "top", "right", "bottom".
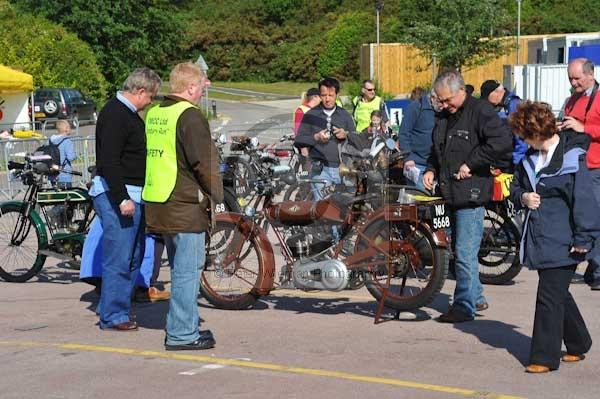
[{"left": 530, "top": 265, "right": 592, "bottom": 369}]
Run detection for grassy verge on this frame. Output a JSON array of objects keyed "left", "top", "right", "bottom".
[
  {"left": 211, "top": 81, "right": 312, "bottom": 96},
  {"left": 206, "top": 91, "right": 254, "bottom": 102}
]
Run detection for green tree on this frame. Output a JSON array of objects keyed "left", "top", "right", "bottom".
[
  {"left": 317, "top": 12, "right": 373, "bottom": 79},
  {"left": 513, "top": 0, "right": 600, "bottom": 35},
  {"left": 391, "top": 0, "right": 511, "bottom": 71},
  {"left": 0, "top": 1, "right": 107, "bottom": 101},
  {"left": 13, "top": 0, "right": 191, "bottom": 95}
]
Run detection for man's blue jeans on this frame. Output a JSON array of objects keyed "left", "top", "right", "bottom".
[
  {"left": 164, "top": 232, "right": 205, "bottom": 345},
  {"left": 93, "top": 193, "right": 144, "bottom": 328},
  {"left": 310, "top": 165, "right": 341, "bottom": 200},
  {"left": 452, "top": 206, "right": 486, "bottom": 317},
  {"left": 584, "top": 168, "right": 600, "bottom": 284},
  {"left": 311, "top": 165, "right": 342, "bottom": 241}
]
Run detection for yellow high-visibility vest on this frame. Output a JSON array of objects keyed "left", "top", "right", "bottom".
[
  {"left": 352, "top": 95, "right": 383, "bottom": 132},
  {"left": 142, "top": 101, "right": 195, "bottom": 203}
]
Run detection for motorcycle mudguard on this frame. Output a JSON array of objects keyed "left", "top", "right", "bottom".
[
  {"left": 358, "top": 205, "right": 448, "bottom": 249},
  {"left": 215, "top": 212, "right": 275, "bottom": 295},
  {"left": 1, "top": 201, "right": 49, "bottom": 248}
]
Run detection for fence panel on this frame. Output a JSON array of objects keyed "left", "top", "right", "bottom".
[{"left": 0, "top": 136, "right": 96, "bottom": 200}]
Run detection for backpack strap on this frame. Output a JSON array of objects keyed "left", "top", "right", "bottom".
[{"left": 54, "top": 137, "right": 71, "bottom": 167}]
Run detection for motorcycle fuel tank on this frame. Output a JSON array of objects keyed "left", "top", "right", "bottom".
[{"left": 266, "top": 199, "right": 345, "bottom": 226}]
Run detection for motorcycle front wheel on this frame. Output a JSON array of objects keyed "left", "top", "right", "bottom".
[
  {"left": 357, "top": 219, "right": 449, "bottom": 311},
  {"left": 200, "top": 218, "right": 267, "bottom": 310}
]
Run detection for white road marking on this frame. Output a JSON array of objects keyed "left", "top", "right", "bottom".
[{"left": 179, "top": 364, "right": 226, "bottom": 375}]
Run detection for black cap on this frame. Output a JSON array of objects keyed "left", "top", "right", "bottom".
[
  {"left": 480, "top": 80, "right": 501, "bottom": 100},
  {"left": 306, "top": 88, "right": 320, "bottom": 97}
]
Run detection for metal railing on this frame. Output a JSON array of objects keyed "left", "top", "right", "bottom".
[
  {"left": 0, "top": 136, "right": 95, "bottom": 200},
  {"left": 0, "top": 120, "right": 293, "bottom": 199}
]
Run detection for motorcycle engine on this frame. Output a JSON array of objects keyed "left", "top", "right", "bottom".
[
  {"left": 286, "top": 230, "right": 333, "bottom": 259},
  {"left": 292, "top": 258, "right": 349, "bottom": 291}
]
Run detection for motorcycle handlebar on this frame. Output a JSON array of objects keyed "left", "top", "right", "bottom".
[{"left": 7, "top": 161, "right": 25, "bottom": 170}]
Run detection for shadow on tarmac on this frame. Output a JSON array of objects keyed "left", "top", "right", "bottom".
[
  {"left": 192, "top": 291, "right": 454, "bottom": 324},
  {"left": 80, "top": 288, "right": 209, "bottom": 331},
  {"left": 453, "top": 319, "right": 531, "bottom": 366},
  {"left": 34, "top": 266, "right": 81, "bottom": 285}
]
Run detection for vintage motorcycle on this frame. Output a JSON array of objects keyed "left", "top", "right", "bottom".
[
  {"left": 200, "top": 139, "right": 451, "bottom": 321},
  {"left": 0, "top": 155, "right": 93, "bottom": 282}
]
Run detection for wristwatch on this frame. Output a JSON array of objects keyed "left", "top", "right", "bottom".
[{"left": 120, "top": 199, "right": 130, "bottom": 207}]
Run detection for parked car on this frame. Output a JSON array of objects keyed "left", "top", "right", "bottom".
[{"left": 33, "top": 88, "right": 97, "bottom": 128}]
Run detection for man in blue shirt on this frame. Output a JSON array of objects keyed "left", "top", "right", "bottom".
[
  {"left": 398, "top": 90, "right": 435, "bottom": 191},
  {"left": 89, "top": 67, "right": 161, "bottom": 331}
]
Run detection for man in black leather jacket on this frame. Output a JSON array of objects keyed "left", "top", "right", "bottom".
[{"left": 423, "top": 70, "right": 513, "bottom": 323}]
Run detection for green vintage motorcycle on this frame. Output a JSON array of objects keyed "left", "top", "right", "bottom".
[{"left": 0, "top": 155, "right": 94, "bottom": 282}]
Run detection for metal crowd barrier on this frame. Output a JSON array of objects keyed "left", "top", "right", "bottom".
[
  {"left": 0, "top": 136, "right": 96, "bottom": 200},
  {"left": 224, "top": 122, "right": 294, "bottom": 145},
  {"left": 0, "top": 120, "right": 293, "bottom": 199}
]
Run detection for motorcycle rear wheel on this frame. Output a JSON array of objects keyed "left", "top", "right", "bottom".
[
  {"left": 478, "top": 207, "right": 522, "bottom": 285},
  {"left": 200, "top": 219, "right": 266, "bottom": 309},
  {"left": 358, "top": 219, "right": 449, "bottom": 311}
]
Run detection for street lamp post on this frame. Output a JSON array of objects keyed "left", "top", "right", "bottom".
[
  {"left": 376, "top": 1, "right": 384, "bottom": 84},
  {"left": 516, "top": 0, "right": 522, "bottom": 65}
]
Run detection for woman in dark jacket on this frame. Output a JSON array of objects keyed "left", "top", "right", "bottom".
[{"left": 509, "top": 101, "right": 599, "bottom": 373}]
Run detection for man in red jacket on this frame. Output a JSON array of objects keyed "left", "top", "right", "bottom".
[{"left": 559, "top": 58, "right": 600, "bottom": 289}]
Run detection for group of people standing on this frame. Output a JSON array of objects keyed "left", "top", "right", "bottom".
[
  {"left": 82, "top": 54, "right": 599, "bottom": 368},
  {"left": 89, "top": 63, "right": 223, "bottom": 351},
  {"left": 292, "top": 59, "right": 600, "bottom": 374}
]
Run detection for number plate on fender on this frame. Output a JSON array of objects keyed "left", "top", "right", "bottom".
[{"left": 431, "top": 203, "right": 450, "bottom": 229}]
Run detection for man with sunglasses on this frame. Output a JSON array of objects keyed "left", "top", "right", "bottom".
[
  {"left": 423, "top": 70, "right": 513, "bottom": 323},
  {"left": 352, "top": 79, "right": 389, "bottom": 133}
]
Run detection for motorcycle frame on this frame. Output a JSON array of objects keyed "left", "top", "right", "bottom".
[{"left": 216, "top": 188, "right": 447, "bottom": 299}]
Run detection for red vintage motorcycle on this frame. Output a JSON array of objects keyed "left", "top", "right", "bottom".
[{"left": 200, "top": 140, "right": 451, "bottom": 321}]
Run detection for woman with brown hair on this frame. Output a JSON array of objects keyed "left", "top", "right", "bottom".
[{"left": 509, "top": 101, "right": 599, "bottom": 373}]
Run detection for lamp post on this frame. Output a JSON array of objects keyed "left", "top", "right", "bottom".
[
  {"left": 196, "top": 54, "right": 210, "bottom": 114},
  {"left": 376, "top": 1, "right": 384, "bottom": 84},
  {"left": 516, "top": 0, "right": 522, "bottom": 65}
]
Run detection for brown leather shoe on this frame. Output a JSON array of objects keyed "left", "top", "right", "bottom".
[
  {"left": 525, "top": 364, "right": 550, "bottom": 373},
  {"left": 135, "top": 287, "right": 171, "bottom": 303},
  {"left": 476, "top": 302, "right": 489, "bottom": 312},
  {"left": 562, "top": 354, "right": 585, "bottom": 362},
  {"left": 104, "top": 321, "right": 138, "bottom": 331}
]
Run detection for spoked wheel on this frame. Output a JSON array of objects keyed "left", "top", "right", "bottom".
[
  {"left": 478, "top": 208, "right": 522, "bottom": 285},
  {"left": 283, "top": 182, "right": 313, "bottom": 202},
  {"left": 358, "top": 219, "right": 449, "bottom": 310},
  {"left": 200, "top": 219, "right": 266, "bottom": 309},
  {"left": 0, "top": 204, "right": 47, "bottom": 282}
]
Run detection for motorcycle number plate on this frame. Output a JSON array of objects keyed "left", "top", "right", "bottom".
[{"left": 431, "top": 203, "right": 450, "bottom": 229}]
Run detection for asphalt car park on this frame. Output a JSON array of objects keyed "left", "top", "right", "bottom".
[{"left": 1, "top": 257, "right": 598, "bottom": 399}]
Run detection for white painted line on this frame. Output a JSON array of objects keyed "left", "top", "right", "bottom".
[
  {"left": 179, "top": 364, "right": 226, "bottom": 375},
  {"left": 213, "top": 118, "right": 230, "bottom": 133},
  {"left": 203, "top": 364, "right": 226, "bottom": 369}
]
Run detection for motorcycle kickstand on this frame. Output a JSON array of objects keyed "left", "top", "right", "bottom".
[{"left": 373, "top": 287, "right": 402, "bottom": 324}]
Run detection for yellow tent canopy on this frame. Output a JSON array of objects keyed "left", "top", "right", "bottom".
[{"left": 0, "top": 65, "right": 34, "bottom": 93}]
